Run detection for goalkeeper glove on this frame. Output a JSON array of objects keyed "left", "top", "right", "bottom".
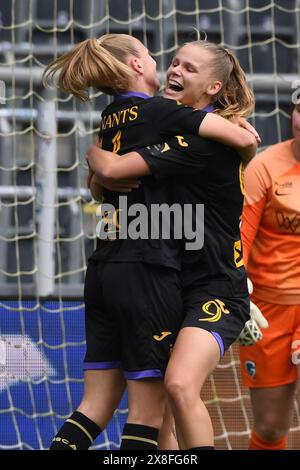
[{"left": 238, "top": 279, "right": 269, "bottom": 346}]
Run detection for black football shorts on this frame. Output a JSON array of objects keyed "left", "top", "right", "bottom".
[
  {"left": 84, "top": 260, "right": 183, "bottom": 379},
  {"left": 182, "top": 279, "right": 250, "bottom": 356}
]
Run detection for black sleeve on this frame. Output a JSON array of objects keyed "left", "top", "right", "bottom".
[
  {"left": 150, "top": 97, "right": 207, "bottom": 137},
  {"left": 137, "top": 135, "right": 215, "bottom": 180}
]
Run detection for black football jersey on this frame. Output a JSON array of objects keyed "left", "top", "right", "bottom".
[
  {"left": 138, "top": 134, "right": 248, "bottom": 296},
  {"left": 90, "top": 94, "right": 206, "bottom": 270}
]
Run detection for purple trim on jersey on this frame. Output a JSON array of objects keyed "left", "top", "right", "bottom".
[
  {"left": 113, "top": 91, "right": 150, "bottom": 102},
  {"left": 83, "top": 361, "right": 122, "bottom": 370},
  {"left": 124, "top": 369, "right": 163, "bottom": 380},
  {"left": 211, "top": 331, "right": 225, "bottom": 357},
  {"left": 202, "top": 105, "right": 214, "bottom": 113}
]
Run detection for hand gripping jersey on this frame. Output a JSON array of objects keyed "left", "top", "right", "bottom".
[{"left": 241, "top": 139, "right": 300, "bottom": 304}]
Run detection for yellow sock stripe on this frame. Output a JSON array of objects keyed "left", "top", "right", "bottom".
[
  {"left": 66, "top": 419, "right": 93, "bottom": 444},
  {"left": 121, "top": 435, "right": 158, "bottom": 446}
]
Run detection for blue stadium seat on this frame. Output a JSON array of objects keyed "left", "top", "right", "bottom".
[
  {"left": 35, "top": 0, "right": 70, "bottom": 20},
  {"left": 237, "top": 0, "right": 297, "bottom": 73},
  {"left": 0, "top": 1, "right": 13, "bottom": 41},
  {"left": 164, "top": 0, "right": 222, "bottom": 68},
  {"left": 238, "top": 34, "right": 297, "bottom": 74},
  {"left": 34, "top": 0, "right": 88, "bottom": 46},
  {"left": 174, "top": 0, "right": 220, "bottom": 31},
  {"left": 16, "top": 0, "right": 87, "bottom": 66},
  {"left": 94, "top": 0, "right": 159, "bottom": 66},
  {"left": 106, "top": 0, "right": 137, "bottom": 20},
  {"left": 250, "top": 94, "right": 293, "bottom": 147},
  {"left": 0, "top": 0, "right": 32, "bottom": 42}
]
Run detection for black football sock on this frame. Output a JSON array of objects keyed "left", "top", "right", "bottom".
[
  {"left": 120, "top": 423, "right": 159, "bottom": 450},
  {"left": 49, "top": 411, "right": 102, "bottom": 450}
]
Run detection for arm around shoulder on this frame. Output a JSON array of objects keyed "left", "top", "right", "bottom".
[
  {"left": 199, "top": 113, "right": 258, "bottom": 161},
  {"left": 86, "top": 147, "right": 151, "bottom": 180}
]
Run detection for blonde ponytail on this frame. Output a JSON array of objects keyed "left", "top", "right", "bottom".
[
  {"left": 181, "top": 40, "right": 254, "bottom": 120},
  {"left": 43, "top": 34, "right": 141, "bottom": 101},
  {"left": 216, "top": 50, "right": 254, "bottom": 121}
]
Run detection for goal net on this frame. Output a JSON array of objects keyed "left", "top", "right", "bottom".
[{"left": 0, "top": 0, "right": 299, "bottom": 450}]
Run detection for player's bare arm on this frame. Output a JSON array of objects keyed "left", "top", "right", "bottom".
[
  {"left": 86, "top": 120, "right": 259, "bottom": 181},
  {"left": 198, "top": 113, "right": 259, "bottom": 162},
  {"left": 86, "top": 137, "right": 103, "bottom": 200},
  {"left": 86, "top": 113, "right": 259, "bottom": 179},
  {"left": 86, "top": 146, "right": 150, "bottom": 181},
  {"left": 86, "top": 137, "right": 141, "bottom": 192},
  {"left": 88, "top": 172, "right": 103, "bottom": 201},
  {"left": 87, "top": 164, "right": 102, "bottom": 200}
]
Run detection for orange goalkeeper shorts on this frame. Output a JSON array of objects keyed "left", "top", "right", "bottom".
[{"left": 239, "top": 295, "right": 300, "bottom": 388}]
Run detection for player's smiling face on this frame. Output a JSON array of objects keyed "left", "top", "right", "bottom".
[{"left": 164, "top": 43, "right": 220, "bottom": 109}]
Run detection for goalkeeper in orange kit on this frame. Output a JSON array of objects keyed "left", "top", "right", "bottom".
[{"left": 239, "top": 103, "right": 300, "bottom": 450}]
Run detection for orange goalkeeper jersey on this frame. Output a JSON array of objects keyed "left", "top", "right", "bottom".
[{"left": 241, "top": 139, "right": 300, "bottom": 304}]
